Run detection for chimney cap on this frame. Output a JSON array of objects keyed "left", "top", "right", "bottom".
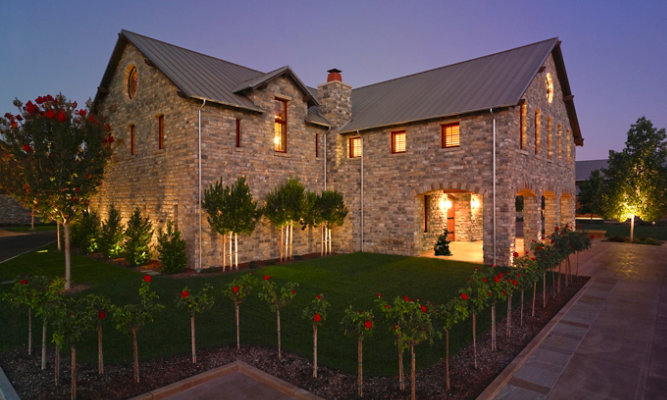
[{"left": 327, "top": 68, "right": 342, "bottom": 74}]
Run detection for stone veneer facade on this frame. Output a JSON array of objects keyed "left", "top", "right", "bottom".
[
  {"left": 92, "top": 41, "right": 577, "bottom": 268},
  {"left": 0, "top": 194, "right": 34, "bottom": 225}
]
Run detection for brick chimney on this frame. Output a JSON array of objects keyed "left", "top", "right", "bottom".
[{"left": 318, "top": 68, "right": 352, "bottom": 129}]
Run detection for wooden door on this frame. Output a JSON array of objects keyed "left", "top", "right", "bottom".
[{"left": 447, "top": 203, "right": 455, "bottom": 241}]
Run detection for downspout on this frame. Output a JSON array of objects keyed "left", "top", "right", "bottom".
[
  {"left": 490, "top": 108, "right": 496, "bottom": 266},
  {"left": 359, "top": 130, "right": 364, "bottom": 252},
  {"left": 197, "top": 99, "right": 206, "bottom": 272},
  {"left": 324, "top": 127, "right": 329, "bottom": 191}
]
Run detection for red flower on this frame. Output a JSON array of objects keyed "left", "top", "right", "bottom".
[
  {"left": 74, "top": 187, "right": 81, "bottom": 191},
  {"left": 376, "top": 292, "right": 382, "bottom": 298},
  {"left": 513, "top": 252, "right": 519, "bottom": 258},
  {"left": 502, "top": 290, "right": 507, "bottom": 296},
  {"left": 531, "top": 257, "right": 536, "bottom": 261},
  {"left": 537, "top": 246, "right": 543, "bottom": 251},
  {"left": 45, "top": 109, "right": 55, "bottom": 119},
  {"left": 491, "top": 264, "right": 495, "bottom": 268},
  {"left": 143, "top": 275, "right": 152, "bottom": 283},
  {"left": 10, "top": 121, "right": 17, "bottom": 128},
  {"left": 513, "top": 280, "right": 518, "bottom": 286},
  {"left": 20, "top": 279, "right": 28, "bottom": 285},
  {"left": 45, "top": 95, "right": 54, "bottom": 102},
  {"left": 98, "top": 310, "right": 106, "bottom": 320},
  {"left": 403, "top": 295, "right": 409, "bottom": 301},
  {"left": 57, "top": 111, "right": 66, "bottom": 122},
  {"left": 494, "top": 276, "right": 500, "bottom": 283},
  {"left": 421, "top": 305, "right": 427, "bottom": 313},
  {"left": 364, "top": 320, "right": 372, "bottom": 330},
  {"left": 24, "top": 101, "right": 38, "bottom": 113},
  {"left": 498, "top": 273, "right": 503, "bottom": 278},
  {"left": 384, "top": 304, "right": 390, "bottom": 309},
  {"left": 316, "top": 294, "right": 321, "bottom": 300},
  {"left": 264, "top": 275, "right": 270, "bottom": 281},
  {"left": 291, "top": 289, "right": 295, "bottom": 295},
  {"left": 555, "top": 226, "right": 559, "bottom": 231},
  {"left": 107, "top": 135, "right": 114, "bottom": 143},
  {"left": 77, "top": 109, "right": 87, "bottom": 117},
  {"left": 488, "top": 291, "right": 492, "bottom": 296},
  {"left": 72, "top": 101, "right": 77, "bottom": 108},
  {"left": 181, "top": 290, "right": 189, "bottom": 298},
  {"left": 460, "top": 293, "right": 468, "bottom": 300},
  {"left": 393, "top": 324, "right": 398, "bottom": 331},
  {"left": 232, "top": 285, "right": 239, "bottom": 293},
  {"left": 313, "top": 314, "right": 321, "bottom": 322},
  {"left": 22, "top": 144, "right": 32, "bottom": 152},
  {"left": 15, "top": 115, "right": 22, "bottom": 121},
  {"left": 35, "top": 96, "right": 45, "bottom": 104},
  {"left": 482, "top": 277, "right": 487, "bottom": 282}
]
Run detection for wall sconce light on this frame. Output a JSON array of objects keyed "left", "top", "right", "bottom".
[
  {"left": 439, "top": 195, "right": 452, "bottom": 210},
  {"left": 471, "top": 197, "right": 480, "bottom": 209}
]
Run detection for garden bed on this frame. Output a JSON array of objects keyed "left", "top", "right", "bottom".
[{"left": 1, "top": 275, "right": 588, "bottom": 400}]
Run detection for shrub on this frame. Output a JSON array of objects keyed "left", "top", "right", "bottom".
[
  {"left": 99, "top": 205, "right": 124, "bottom": 259},
  {"left": 434, "top": 229, "right": 452, "bottom": 256},
  {"left": 124, "top": 208, "right": 153, "bottom": 267},
  {"left": 71, "top": 211, "right": 100, "bottom": 254},
  {"left": 157, "top": 220, "right": 187, "bottom": 274}
]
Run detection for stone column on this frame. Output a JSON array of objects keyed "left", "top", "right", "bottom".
[
  {"left": 544, "top": 194, "right": 559, "bottom": 237},
  {"left": 483, "top": 191, "right": 515, "bottom": 266},
  {"left": 559, "top": 195, "right": 574, "bottom": 230},
  {"left": 523, "top": 195, "right": 540, "bottom": 248}
]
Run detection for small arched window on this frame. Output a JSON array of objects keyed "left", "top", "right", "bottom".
[
  {"left": 127, "top": 65, "right": 138, "bottom": 99},
  {"left": 545, "top": 73, "right": 554, "bottom": 103}
]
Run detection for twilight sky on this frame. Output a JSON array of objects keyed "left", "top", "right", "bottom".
[{"left": 1, "top": 0, "right": 665, "bottom": 161}]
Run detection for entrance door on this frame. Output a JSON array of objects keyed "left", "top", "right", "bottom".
[{"left": 447, "top": 203, "right": 455, "bottom": 241}]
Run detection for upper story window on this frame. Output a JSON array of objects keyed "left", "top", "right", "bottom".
[
  {"left": 157, "top": 114, "right": 164, "bottom": 150},
  {"left": 545, "top": 73, "right": 554, "bottom": 103},
  {"left": 547, "top": 117, "right": 553, "bottom": 159},
  {"left": 557, "top": 124, "right": 562, "bottom": 160},
  {"left": 535, "top": 109, "right": 541, "bottom": 155},
  {"left": 391, "top": 130, "right": 406, "bottom": 153},
  {"left": 127, "top": 65, "right": 138, "bottom": 100},
  {"left": 519, "top": 102, "right": 527, "bottom": 149},
  {"left": 274, "top": 99, "right": 287, "bottom": 152},
  {"left": 566, "top": 129, "right": 571, "bottom": 162},
  {"left": 236, "top": 118, "right": 241, "bottom": 148},
  {"left": 315, "top": 133, "right": 319, "bottom": 158},
  {"left": 349, "top": 136, "right": 361, "bottom": 158},
  {"left": 129, "top": 124, "right": 136, "bottom": 155},
  {"left": 441, "top": 123, "right": 460, "bottom": 148}
]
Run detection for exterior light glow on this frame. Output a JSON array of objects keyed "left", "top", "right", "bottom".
[
  {"left": 439, "top": 196, "right": 452, "bottom": 210},
  {"left": 471, "top": 197, "right": 480, "bottom": 209}
]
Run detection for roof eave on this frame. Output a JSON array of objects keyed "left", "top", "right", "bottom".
[
  {"left": 233, "top": 66, "right": 320, "bottom": 107},
  {"left": 552, "top": 42, "right": 584, "bottom": 146}
]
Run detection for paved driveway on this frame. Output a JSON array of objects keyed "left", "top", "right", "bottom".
[
  {"left": 480, "top": 240, "right": 667, "bottom": 400},
  {"left": 0, "top": 229, "right": 56, "bottom": 263}
]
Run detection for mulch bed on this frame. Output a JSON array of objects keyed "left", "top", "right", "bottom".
[{"left": 1, "top": 276, "right": 588, "bottom": 400}]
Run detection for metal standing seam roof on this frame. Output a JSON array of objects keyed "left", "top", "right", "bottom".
[
  {"left": 339, "top": 38, "right": 581, "bottom": 142},
  {"left": 576, "top": 159, "right": 608, "bottom": 181}
]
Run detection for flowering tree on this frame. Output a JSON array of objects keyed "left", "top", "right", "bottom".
[
  {"left": 461, "top": 267, "right": 490, "bottom": 369},
  {"left": 436, "top": 296, "right": 469, "bottom": 391},
  {"left": 512, "top": 255, "right": 539, "bottom": 326},
  {"left": 176, "top": 284, "right": 215, "bottom": 363},
  {"left": 0, "top": 94, "right": 114, "bottom": 290},
  {"left": 375, "top": 293, "right": 407, "bottom": 391},
  {"left": 569, "top": 228, "right": 592, "bottom": 277},
  {"left": 531, "top": 242, "right": 560, "bottom": 308},
  {"left": 224, "top": 273, "right": 257, "bottom": 349},
  {"left": 111, "top": 275, "right": 164, "bottom": 383},
  {"left": 2, "top": 276, "right": 49, "bottom": 360},
  {"left": 302, "top": 293, "right": 329, "bottom": 378},
  {"left": 395, "top": 297, "right": 434, "bottom": 400},
  {"left": 83, "top": 294, "right": 111, "bottom": 375},
  {"left": 257, "top": 276, "right": 298, "bottom": 360},
  {"left": 341, "top": 306, "right": 375, "bottom": 397}
]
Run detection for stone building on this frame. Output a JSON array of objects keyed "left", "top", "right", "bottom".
[{"left": 91, "top": 30, "right": 583, "bottom": 268}]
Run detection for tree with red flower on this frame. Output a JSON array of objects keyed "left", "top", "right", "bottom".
[
  {"left": 459, "top": 267, "right": 490, "bottom": 369},
  {"left": 435, "top": 296, "right": 469, "bottom": 391},
  {"left": 302, "top": 293, "right": 329, "bottom": 378},
  {"left": 81, "top": 294, "right": 111, "bottom": 375},
  {"left": 0, "top": 94, "right": 114, "bottom": 291},
  {"left": 176, "top": 284, "right": 214, "bottom": 363},
  {"left": 258, "top": 279, "right": 298, "bottom": 360},
  {"left": 341, "top": 306, "right": 376, "bottom": 397},
  {"left": 224, "top": 273, "right": 257, "bottom": 350}
]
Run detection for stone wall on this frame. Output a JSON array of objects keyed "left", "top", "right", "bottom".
[{"left": 0, "top": 194, "right": 33, "bottom": 225}]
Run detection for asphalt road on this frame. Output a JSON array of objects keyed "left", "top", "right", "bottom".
[{"left": 0, "top": 230, "right": 57, "bottom": 263}]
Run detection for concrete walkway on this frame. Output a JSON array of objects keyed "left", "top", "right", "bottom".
[{"left": 479, "top": 240, "right": 667, "bottom": 400}]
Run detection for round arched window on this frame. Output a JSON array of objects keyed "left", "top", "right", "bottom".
[
  {"left": 127, "top": 65, "right": 138, "bottom": 99},
  {"left": 545, "top": 73, "right": 554, "bottom": 103}
]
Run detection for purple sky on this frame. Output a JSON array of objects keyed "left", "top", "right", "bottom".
[{"left": 2, "top": 0, "right": 665, "bottom": 161}]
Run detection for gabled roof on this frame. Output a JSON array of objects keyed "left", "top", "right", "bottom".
[
  {"left": 576, "top": 159, "right": 608, "bottom": 181},
  {"left": 340, "top": 38, "right": 583, "bottom": 145},
  {"left": 94, "top": 30, "right": 318, "bottom": 112}
]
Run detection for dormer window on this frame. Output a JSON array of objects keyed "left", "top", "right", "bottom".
[{"left": 274, "top": 99, "right": 287, "bottom": 152}]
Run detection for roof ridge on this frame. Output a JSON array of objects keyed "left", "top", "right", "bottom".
[
  {"left": 352, "top": 37, "right": 559, "bottom": 92},
  {"left": 121, "top": 29, "right": 266, "bottom": 75}
]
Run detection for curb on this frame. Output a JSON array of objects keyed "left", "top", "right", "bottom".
[{"left": 0, "top": 366, "right": 20, "bottom": 400}]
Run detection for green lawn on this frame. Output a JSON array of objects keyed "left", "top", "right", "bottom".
[
  {"left": 576, "top": 219, "right": 667, "bottom": 240},
  {"left": 0, "top": 246, "right": 499, "bottom": 376}
]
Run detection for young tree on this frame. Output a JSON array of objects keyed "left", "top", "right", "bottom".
[
  {"left": 157, "top": 219, "right": 188, "bottom": 274},
  {"left": 111, "top": 275, "right": 164, "bottom": 383},
  {"left": 281, "top": 178, "right": 305, "bottom": 261},
  {"left": 302, "top": 293, "right": 329, "bottom": 378},
  {"left": 257, "top": 277, "right": 298, "bottom": 360},
  {"left": 176, "top": 284, "right": 215, "bottom": 363},
  {"left": 436, "top": 296, "right": 469, "bottom": 392},
  {"left": 395, "top": 297, "right": 434, "bottom": 400},
  {"left": 301, "top": 190, "right": 322, "bottom": 254},
  {"left": 577, "top": 169, "right": 605, "bottom": 219},
  {"left": 83, "top": 294, "right": 111, "bottom": 375},
  {"left": 98, "top": 204, "right": 124, "bottom": 259},
  {"left": 262, "top": 184, "right": 289, "bottom": 262},
  {"left": 0, "top": 94, "right": 114, "bottom": 290},
  {"left": 2, "top": 276, "right": 49, "bottom": 358},
  {"left": 341, "top": 306, "right": 375, "bottom": 397},
  {"left": 224, "top": 273, "right": 257, "bottom": 349},
  {"left": 34, "top": 277, "right": 66, "bottom": 370},
  {"left": 124, "top": 208, "right": 153, "bottom": 267},
  {"left": 600, "top": 117, "right": 667, "bottom": 242},
  {"left": 318, "top": 190, "right": 348, "bottom": 255},
  {"left": 487, "top": 269, "right": 512, "bottom": 351},
  {"left": 461, "top": 267, "right": 490, "bottom": 369},
  {"left": 375, "top": 293, "right": 407, "bottom": 391},
  {"left": 512, "top": 254, "right": 539, "bottom": 326}
]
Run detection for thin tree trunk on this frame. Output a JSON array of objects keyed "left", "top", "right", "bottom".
[
  {"left": 532, "top": 280, "right": 537, "bottom": 317},
  {"left": 557, "top": 261, "right": 562, "bottom": 293},
  {"left": 542, "top": 272, "right": 547, "bottom": 308},
  {"left": 55, "top": 347, "right": 60, "bottom": 386},
  {"left": 473, "top": 312, "right": 478, "bottom": 369},
  {"left": 57, "top": 221, "right": 62, "bottom": 251},
  {"left": 191, "top": 315, "right": 196, "bottom": 363},
  {"left": 31, "top": 210, "right": 34, "bottom": 230},
  {"left": 41, "top": 317, "right": 47, "bottom": 369},
  {"left": 235, "top": 232, "right": 238, "bottom": 269},
  {"left": 235, "top": 304, "right": 240, "bottom": 350},
  {"left": 132, "top": 328, "right": 139, "bottom": 383},
  {"left": 520, "top": 290, "right": 525, "bottom": 327},
  {"left": 506, "top": 295, "right": 512, "bottom": 338},
  {"left": 64, "top": 221, "right": 71, "bottom": 291},
  {"left": 398, "top": 336, "right": 405, "bottom": 391},
  {"left": 229, "top": 234, "right": 233, "bottom": 270},
  {"left": 410, "top": 344, "right": 416, "bottom": 400},
  {"left": 328, "top": 227, "right": 332, "bottom": 254},
  {"left": 27, "top": 308, "right": 32, "bottom": 356},
  {"left": 445, "top": 328, "right": 451, "bottom": 391},
  {"left": 320, "top": 225, "right": 324, "bottom": 256},
  {"left": 491, "top": 303, "right": 496, "bottom": 351},
  {"left": 290, "top": 222, "right": 294, "bottom": 260},
  {"left": 71, "top": 345, "right": 77, "bottom": 400},
  {"left": 566, "top": 256, "right": 571, "bottom": 286},
  {"left": 277, "top": 309, "right": 282, "bottom": 360},
  {"left": 630, "top": 215, "right": 635, "bottom": 243},
  {"left": 313, "top": 324, "right": 318, "bottom": 378},
  {"left": 223, "top": 233, "right": 226, "bottom": 271},
  {"left": 97, "top": 324, "right": 103, "bottom": 374},
  {"left": 358, "top": 336, "right": 363, "bottom": 397},
  {"left": 280, "top": 226, "right": 284, "bottom": 262}
]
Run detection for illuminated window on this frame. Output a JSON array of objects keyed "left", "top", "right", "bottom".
[
  {"left": 127, "top": 65, "right": 138, "bottom": 99},
  {"left": 535, "top": 109, "right": 541, "bottom": 155},
  {"left": 441, "top": 123, "right": 460, "bottom": 148},
  {"left": 236, "top": 119, "right": 241, "bottom": 148},
  {"left": 157, "top": 115, "right": 164, "bottom": 150},
  {"left": 519, "top": 102, "right": 527, "bottom": 149},
  {"left": 566, "top": 129, "right": 571, "bottom": 162},
  {"left": 557, "top": 124, "right": 562, "bottom": 160},
  {"left": 547, "top": 117, "right": 552, "bottom": 159},
  {"left": 391, "top": 130, "right": 406, "bottom": 153},
  {"left": 129, "top": 124, "right": 135, "bottom": 155},
  {"left": 274, "top": 99, "right": 287, "bottom": 152},
  {"left": 349, "top": 136, "right": 361, "bottom": 158},
  {"left": 545, "top": 73, "right": 554, "bottom": 103}
]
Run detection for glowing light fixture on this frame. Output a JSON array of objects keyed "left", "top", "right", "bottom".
[
  {"left": 439, "top": 195, "right": 452, "bottom": 210},
  {"left": 471, "top": 196, "right": 480, "bottom": 209}
]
